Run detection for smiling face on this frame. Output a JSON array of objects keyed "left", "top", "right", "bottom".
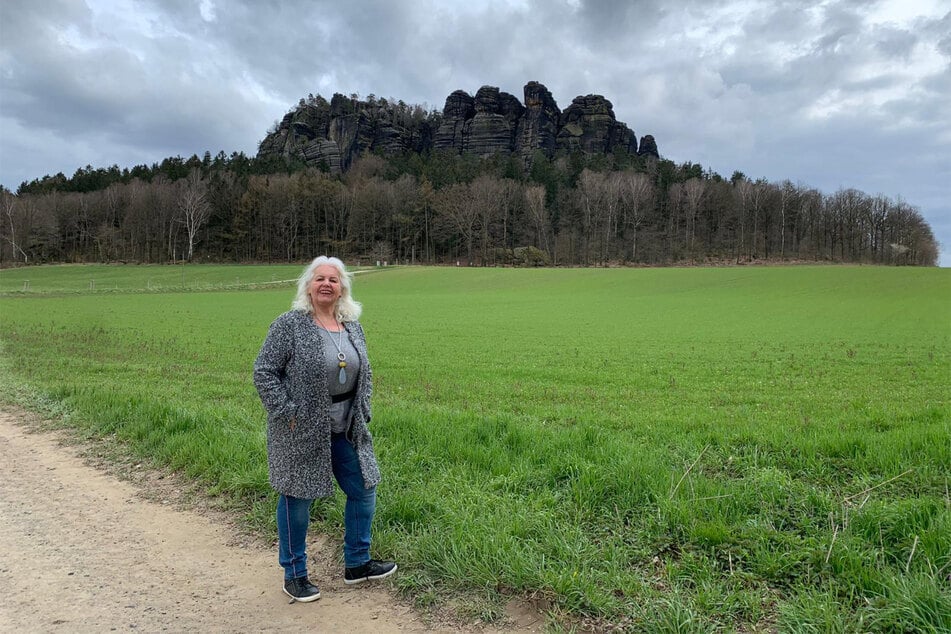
[{"left": 308, "top": 264, "right": 343, "bottom": 312}]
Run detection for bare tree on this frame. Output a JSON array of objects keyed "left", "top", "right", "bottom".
[
  {"left": 525, "top": 186, "right": 550, "bottom": 256},
  {"left": 177, "top": 170, "right": 211, "bottom": 260},
  {"left": 682, "top": 177, "right": 706, "bottom": 254},
  {"left": 148, "top": 176, "right": 179, "bottom": 262},
  {"left": 2, "top": 189, "right": 29, "bottom": 263},
  {"left": 599, "top": 173, "right": 623, "bottom": 264},
  {"left": 470, "top": 175, "right": 503, "bottom": 265},
  {"left": 388, "top": 174, "right": 421, "bottom": 264},
  {"left": 121, "top": 179, "right": 146, "bottom": 261},
  {"left": 435, "top": 183, "right": 480, "bottom": 264},
  {"left": 276, "top": 176, "right": 300, "bottom": 261},
  {"left": 617, "top": 170, "right": 653, "bottom": 262},
  {"left": 749, "top": 180, "right": 770, "bottom": 261},
  {"left": 576, "top": 169, "right": 607, "bottom": 265},
  {"left": 104, "top": 182, "right": 123, "bottom": 229},
  {"left": 778, "top": 180, "right": 796, "bottom": 260},
  {"left": 347, "top": 177, "right": 390, "bottom": 256},
  {"left": 867, "top": 194, "right": 890, "bottom": 262},
  {"left": 732, "top": 179, "right": 755, "bottom": 263},
  {"left": 797, "top": 187, "right": 823, "bottom": 260},
  {"left": 496, "top": 178, "right": 522, "bottom": 256},
  {"left": 416, "top": 179, "right": 436, "bottom": 263}
]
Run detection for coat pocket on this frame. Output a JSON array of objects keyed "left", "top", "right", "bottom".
[{"left": 268, "top": 400, "right": 298, "bottom": 429}]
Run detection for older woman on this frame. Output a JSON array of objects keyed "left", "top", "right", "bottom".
[{"left": 253, "top": 256, "right": 396, "bottom": 602}]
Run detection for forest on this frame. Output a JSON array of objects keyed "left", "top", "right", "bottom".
[{"left": 1, "top": 146, "right": 939, "bottom": 268}]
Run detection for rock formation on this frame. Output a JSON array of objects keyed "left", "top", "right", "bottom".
[
  {"left": 463, "top": 86, "right": 524, "bottom": 155},
  {"left": 257, "top": 81, "right": 658, "bottom": 172},
  {"left": 516, "top": 81, "right": 561, "bottom": 160},
  {"left": 637, "top": 134, "right": 659, "bottom": 158},
  {"left": 433, "top": 90, "right": 474, "bottom": 152},
  {"left": 556, "top": 94, "right": 637, "bottom": 155}
]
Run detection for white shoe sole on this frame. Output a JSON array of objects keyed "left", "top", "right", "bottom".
[
  {"left": 283, "top": 586, "right": 321, "bottom": 602},
  {"left": 344, "top": 563, "right": 398, "bottom": 585}
]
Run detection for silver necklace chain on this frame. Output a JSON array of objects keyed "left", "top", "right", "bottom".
[{"left": 313, "top": 314, "right": 348, "bottom": 384}]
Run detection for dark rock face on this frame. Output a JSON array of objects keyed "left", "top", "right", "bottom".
[
  {"left": 256, "top": 81, "right": 657, "bottom": 171},
  {"left": 463, "top": 86, "right": 524, "bottom": 156},
  {"left": 638, "top": 134, "right": 659, "bottom": 158},
  {"left": 516, "top": 81, "right": 561, "bottom": 160},
  {"left": 556, "top": 95, "right": 638, "bottom": 155},
  {"left": 433, "top": 90, "right": 474, "bottom": 152},
  {"left": 327, "top": 113, "right": 364, "bottom": 170},
  {"left": 302, "top": 139, "right": 342, "bottom": 172}
]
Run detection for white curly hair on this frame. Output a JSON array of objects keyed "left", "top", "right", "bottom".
[{"left": 290, "top": 256, "right": 362, "bottom": 322}]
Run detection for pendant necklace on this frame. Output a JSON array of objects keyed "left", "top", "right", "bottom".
[{"left": 314, "top": 314, "right": 348, "bottom": 384}]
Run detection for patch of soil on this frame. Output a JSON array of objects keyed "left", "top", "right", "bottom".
[{"left": 0, "top": 407, "right": 544, "bottom": 632}]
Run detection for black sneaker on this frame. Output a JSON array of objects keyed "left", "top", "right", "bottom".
[
  {"left": 344, "top": 559, "right": 398, "bottom": 585},
  {"left": 283, "top": 576, "right": 321, "bottom": 602}
]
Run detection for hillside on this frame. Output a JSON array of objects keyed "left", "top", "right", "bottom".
[{"left": 256, "top": 81, "right": 659, "bottom": 173}]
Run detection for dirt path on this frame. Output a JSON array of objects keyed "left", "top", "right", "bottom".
[{"left": 0, "top": 409, "right": 542, "bottom": 633}]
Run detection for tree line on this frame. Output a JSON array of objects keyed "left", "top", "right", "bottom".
[{"left": 1, "top": 148, "right": 939, "bottom": 267}]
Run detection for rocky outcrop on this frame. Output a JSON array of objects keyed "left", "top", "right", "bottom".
[
  {"left": 257, "top": 81, "right": 658, "bottom": 172},
  {"left": 638, "top": 135, "right": 659, "bottom": 158},
  {"left": 301, "top": 139, "right": 342, "bottom": 172},
  {"left": 462, "top": 86, "right": 524, "bottom": 155},
  {"left": 516, "top": 81, "right": 561, "bottom": 160},
  {"left": 556, "top": 95, "right": 637, "bottom": 155},
  {"left": 433, "top": 90, "right": 473, "bottom": 152}
]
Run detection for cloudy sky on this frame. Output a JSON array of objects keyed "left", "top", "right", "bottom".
[{"left": 2, "top": 0, "right": 949, "bottom": 264}]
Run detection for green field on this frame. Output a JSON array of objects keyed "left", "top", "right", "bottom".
[
  {"left": 0, "top": 262, "right": 333, "bottom": 293},
  {"left": 1, "top": 265, "right": 949, "bottom": 632}
]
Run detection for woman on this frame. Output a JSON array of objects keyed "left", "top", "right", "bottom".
[{"left": 253, "top": 256, "right": 396, "bottom": 602}]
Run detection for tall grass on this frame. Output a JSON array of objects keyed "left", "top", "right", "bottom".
[{"left": 1, "top": 265, "right": 948, "bottom": 631}]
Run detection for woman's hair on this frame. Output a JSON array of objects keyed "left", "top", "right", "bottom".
[{"left": 290, "top": 256, "right": 362, "bottom": 321}]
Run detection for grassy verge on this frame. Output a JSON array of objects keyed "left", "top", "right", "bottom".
[{"left": 1, "top": 265, "right": 948, "bottom": 632}]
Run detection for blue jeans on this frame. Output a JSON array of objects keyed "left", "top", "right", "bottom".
[{"left": 277, "top": 434, "right": 377, "bottom": 579}]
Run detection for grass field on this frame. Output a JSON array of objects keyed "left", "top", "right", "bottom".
[
  {"left": 0, "top": 262, "right": 355, "bottom": 293},
  {"left": 1, "top": 264, "right": 949, "bottom": 632}
]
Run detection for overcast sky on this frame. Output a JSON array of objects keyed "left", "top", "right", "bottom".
[{"left": 2, "top": 0, "right": 949, "bottom": 264}]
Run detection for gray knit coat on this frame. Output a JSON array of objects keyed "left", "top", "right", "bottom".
[{"left": 253, "top": 310, "right": 380, "bottom": 499}]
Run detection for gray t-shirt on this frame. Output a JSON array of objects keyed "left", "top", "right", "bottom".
[{"left": 316, "top": 326, "right": 361, "bottom": 433}]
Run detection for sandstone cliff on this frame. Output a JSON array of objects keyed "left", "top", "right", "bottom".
[{"left": 258, "top": 81, "right": 658, "bottom": 173}]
